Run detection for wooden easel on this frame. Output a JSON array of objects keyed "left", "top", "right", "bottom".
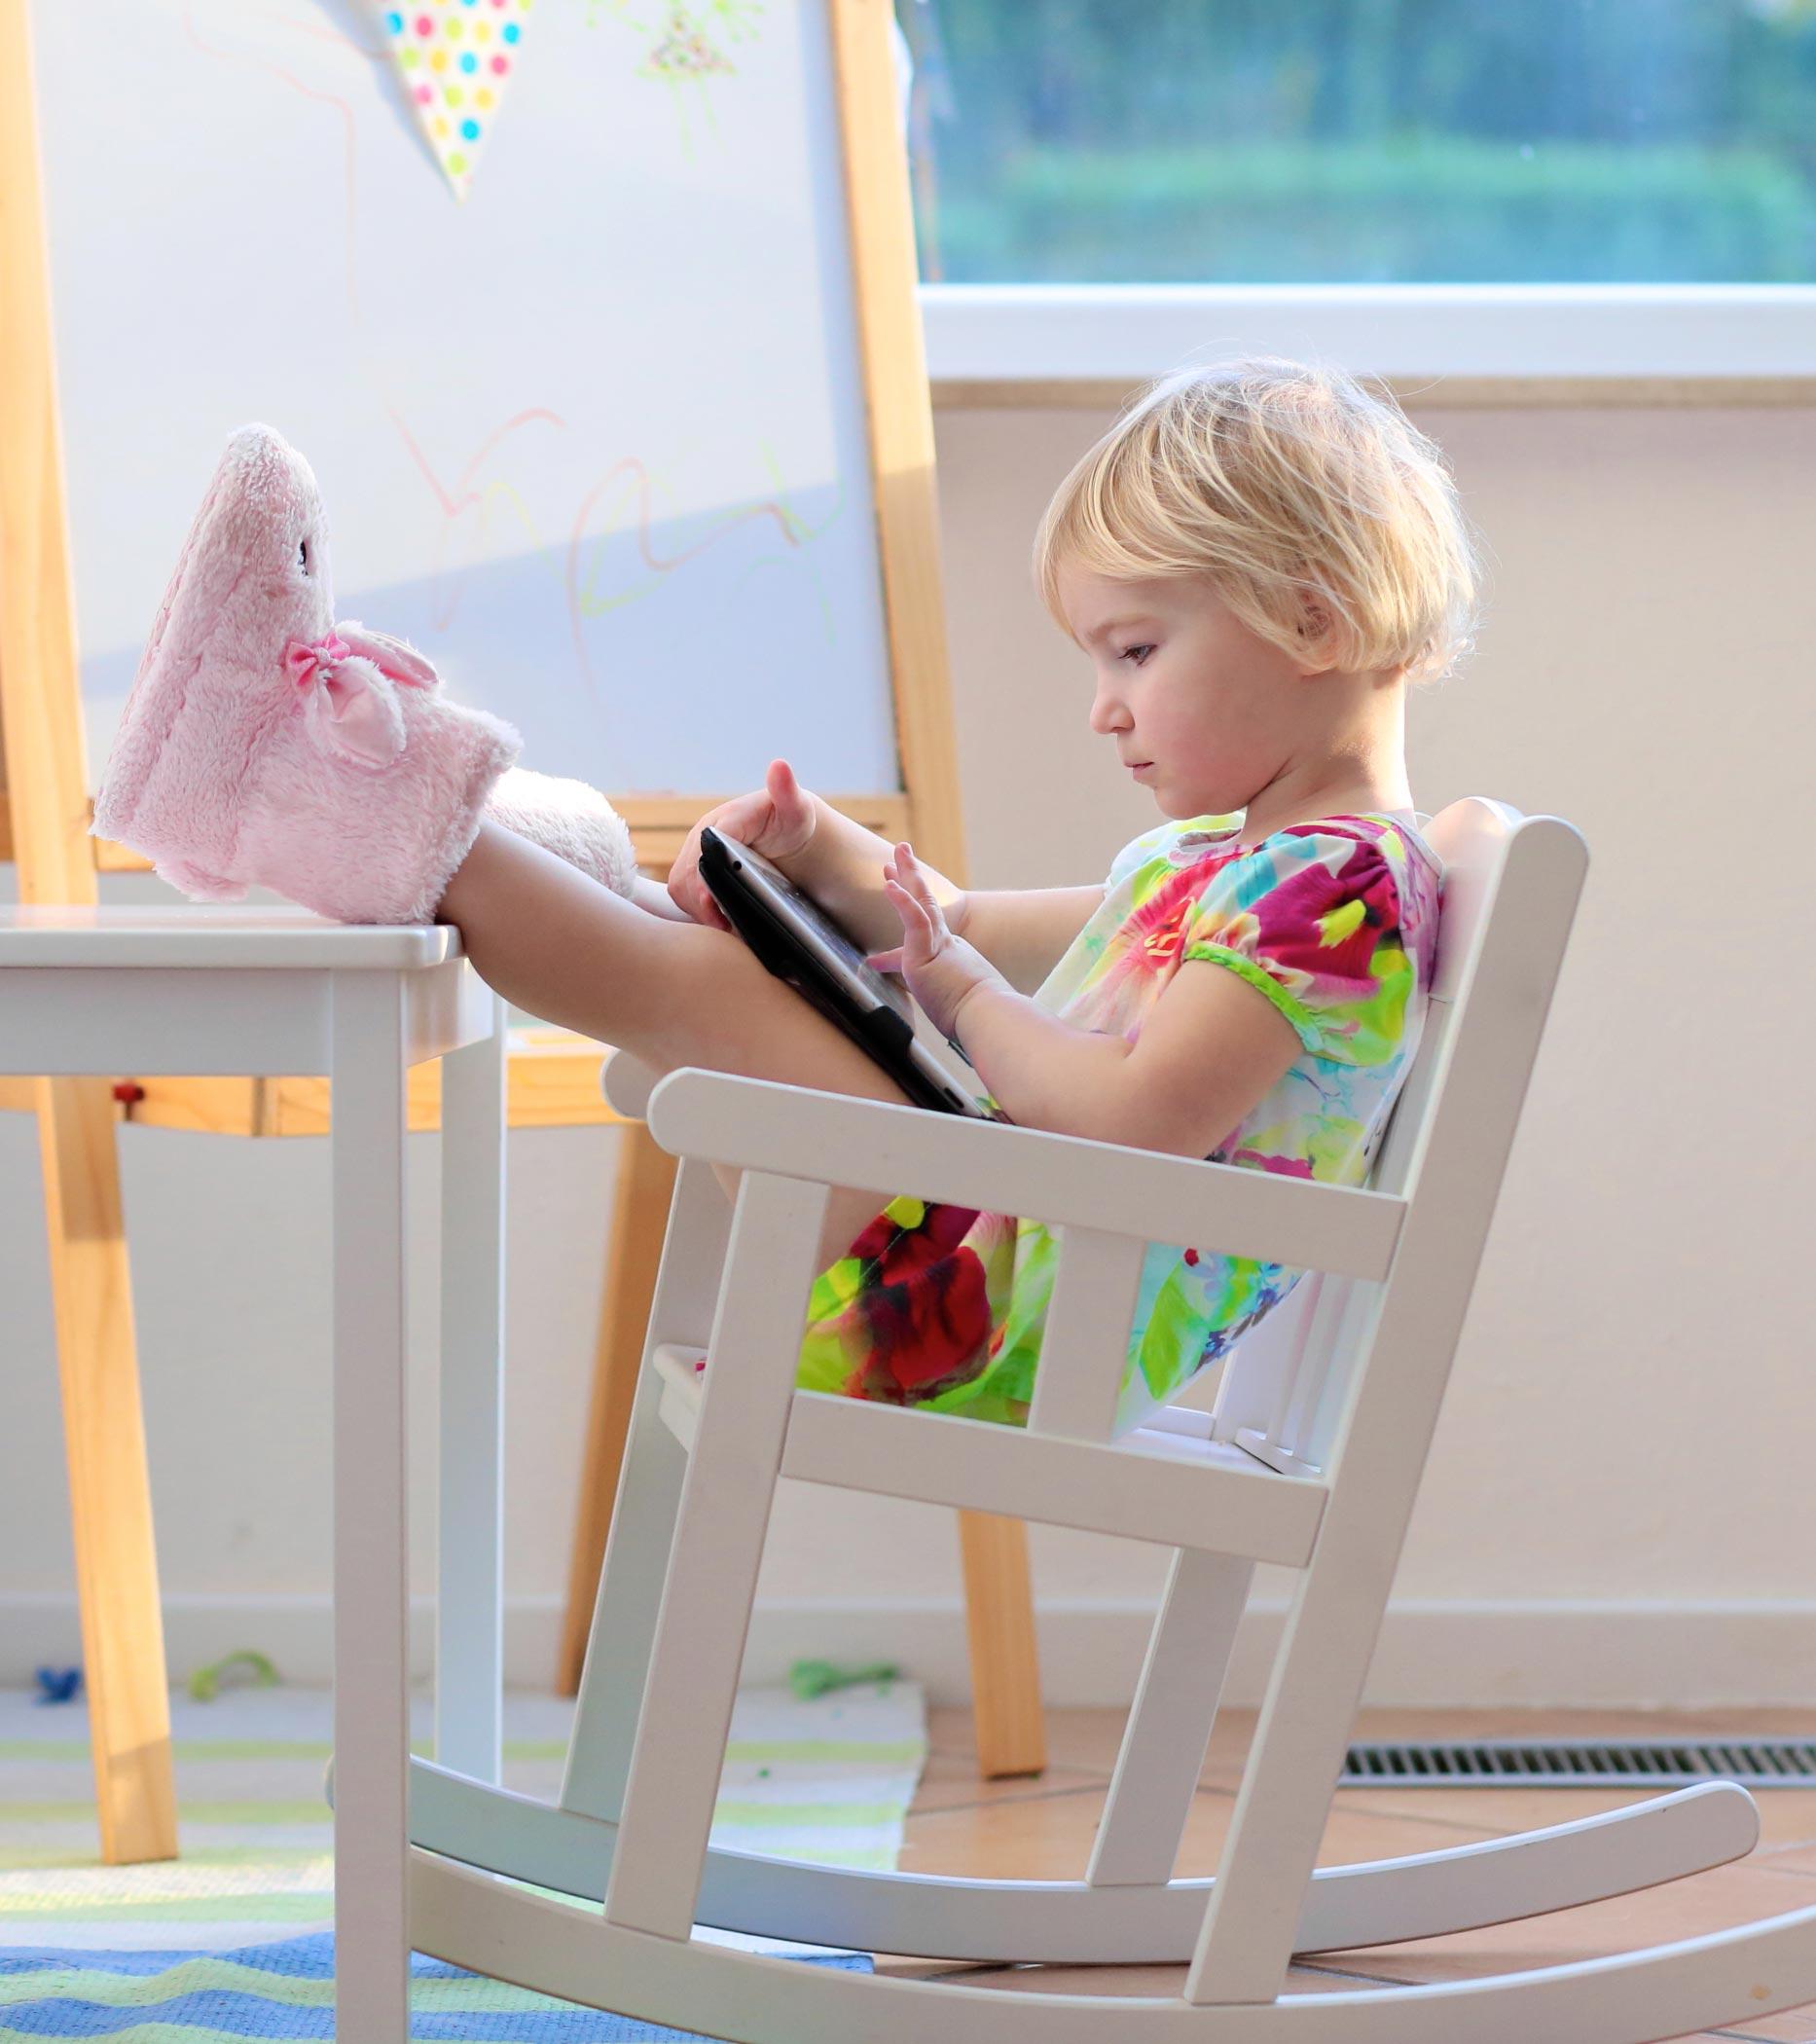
[
  {"left": 0, "top": 0, "right": 1042, "bottom": 1875},
  {"left": 0, "top": 0, "right": 182, "bottom": 1867}
]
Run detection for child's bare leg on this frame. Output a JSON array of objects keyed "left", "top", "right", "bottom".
[{"left": 439, "top": 821, "right": 915, "bottom": 1272}]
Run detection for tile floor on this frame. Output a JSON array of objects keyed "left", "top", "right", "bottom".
[{"left": 884, "top": 1706, "right": 1816, "bottom": 2041}]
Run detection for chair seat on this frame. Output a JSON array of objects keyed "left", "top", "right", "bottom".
[{"left": 651, "top": 1344, "right": 1328, "bottom": 1564}]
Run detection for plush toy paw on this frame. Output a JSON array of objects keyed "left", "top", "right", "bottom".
[
  {"left": 483, "top": 766, "right": 639, "bottom": 898},
  {"left": 91, "top": 423, "right": 521, "bottom": 924},
  {"left": 156, "top": 857, "right": 249, "bottom": 903}
]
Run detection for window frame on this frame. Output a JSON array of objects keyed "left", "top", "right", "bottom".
[{"left": 918, "top": 284, "right": 1816, "bottom": 388}]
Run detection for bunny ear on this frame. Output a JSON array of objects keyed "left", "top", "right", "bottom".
[
  {"left": 299, "top": 654, "right": 408, "bottom": 769},
  {"left": 334, "top": 621, "right": 440, "bottom": 690}
]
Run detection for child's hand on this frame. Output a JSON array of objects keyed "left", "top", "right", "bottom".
[
  {"left": 669, "top": 758, "right": 817, "bottom": 930},
  {"left": 866, "top": 842, "right": 1014, "bottom": 1047}
]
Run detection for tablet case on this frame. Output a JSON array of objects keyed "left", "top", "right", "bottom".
[{"left": 697, "top": 825, "right": 990, "bottom": 1118}]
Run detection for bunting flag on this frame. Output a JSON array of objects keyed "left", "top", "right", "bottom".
[{"left": 381, "top": 0, "right": 532, "bottom": 201}]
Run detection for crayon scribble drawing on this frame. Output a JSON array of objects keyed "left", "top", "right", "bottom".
[
  {"left": 564, "top": 447, "right": 843, "bottom": 702},
  {"left": 572, "top": 0, "right": 764, "bottom": 151},
  {"left": 381, "top": 402, "right": 844, "bottom": 712}
]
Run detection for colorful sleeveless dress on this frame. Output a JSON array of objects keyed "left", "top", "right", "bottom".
[{"left": 790, "top": 811, "right": 1442, "bottom": 1433}]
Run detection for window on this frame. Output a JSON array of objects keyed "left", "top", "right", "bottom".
[{"left": 898, "top": 0, "right": 1816, "bottom": 286}]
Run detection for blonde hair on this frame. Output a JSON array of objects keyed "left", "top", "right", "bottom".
[{"left": 1034, "top": 356, "right": 1479, "bottom": 682}]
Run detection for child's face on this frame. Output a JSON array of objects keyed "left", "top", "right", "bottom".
[{"left": 1055, "top": 562, "right": 1319, "bottom": 821}]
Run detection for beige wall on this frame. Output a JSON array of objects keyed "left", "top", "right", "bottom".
[
  {"left": 922, "top": 397, "right": 1816, "bottom": 1697},
  {"left": 4, "top": 397, "right": 1813, "bottom": 1705}
]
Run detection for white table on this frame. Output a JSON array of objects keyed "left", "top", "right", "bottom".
[{"left": 0, "top": 905, "right": 510, "bottom": 2038}]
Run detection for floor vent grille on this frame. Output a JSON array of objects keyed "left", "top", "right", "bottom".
[{"left": 1341, "top": 1740, "right": 1816, "bottom": 1788}]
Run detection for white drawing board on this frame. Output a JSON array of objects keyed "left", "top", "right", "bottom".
[{"left": 31, "top": 0, "right": 900, "bottom": 800}]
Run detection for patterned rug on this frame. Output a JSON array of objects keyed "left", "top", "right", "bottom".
[
  {"left": 0, "top": 1679, "right": 925, "bottom": 2037},
  {"left": 0, "top": 1936, "right": 871, "bottom": 2039}
]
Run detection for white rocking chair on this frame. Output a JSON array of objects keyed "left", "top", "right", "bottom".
[{"left": 402, "top": 796, "right": 1816, "bottom": 2040}]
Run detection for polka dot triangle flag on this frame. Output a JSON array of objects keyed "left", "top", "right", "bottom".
[{"left": 381, "top": 0, "right": 530, "bottom": 202}]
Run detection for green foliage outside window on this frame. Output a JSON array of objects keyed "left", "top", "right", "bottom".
[{"left": 898, "top": 0, "right": 1816, "bottom": 282}]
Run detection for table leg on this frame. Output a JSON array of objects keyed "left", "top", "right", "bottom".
[
  {"left": 435, "top": 986, "right": 507, "bottom": 1782},
  {"left": 330, "top": 971, "right": 412, "bottom": 2039}
]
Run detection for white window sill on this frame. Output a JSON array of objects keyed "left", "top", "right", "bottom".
[{"left": 918, "top": 284, "right": 1816, "bottom": 390}]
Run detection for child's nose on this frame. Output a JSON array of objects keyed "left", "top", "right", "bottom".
[{"left": 1088, "top": 692, "right": 1130, "bottom": 737}]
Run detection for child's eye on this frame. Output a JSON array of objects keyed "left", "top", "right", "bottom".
[{"left": 1119, "top": 643, "right": 1154, "bottom": 666}]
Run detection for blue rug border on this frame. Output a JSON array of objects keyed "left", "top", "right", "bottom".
[
  {"left": 0, "top": 1936, "right": 870, "bottom": 1979},
  {"left": 0, "top": 1932, "right": 872, "bottom": 2040}
]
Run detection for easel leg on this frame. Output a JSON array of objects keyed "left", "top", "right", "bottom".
[
  {"left": 556, "top": 1120, "right": 676, "bottom": 1697},
  {"left": 37, "top": 1077, "right": 177, "bottom": 1865},
  {"left": 959, "top": 1510, "right": 1046, "bottom": 1778}
]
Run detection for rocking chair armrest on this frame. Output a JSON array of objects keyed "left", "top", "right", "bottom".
[
  {"left": 643, "top": 1066, "right": 1406, "bottom": 1282},
  {"left": 599, "top": 1046, "right": 661, "bottom": 1120}
]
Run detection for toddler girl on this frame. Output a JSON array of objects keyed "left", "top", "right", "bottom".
[{"left": 91, "top": 355, "right": 1474, "bottom": 1434}]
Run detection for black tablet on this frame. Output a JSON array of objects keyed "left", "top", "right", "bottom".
[{"left": 697, "top": 825, "right": 993, "bottom": 1119}]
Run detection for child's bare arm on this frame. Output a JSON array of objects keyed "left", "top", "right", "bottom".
[
  {"left": 669, "top": 776, "right": 1102, "bottom": 986},
  {"left": 759, "top": 798, "right": 1102, "bottom": 989},
  {"left": 876, "top": 844, "right": 1302, "bottom": 1153},
  {"left": 777, "top": 798, "right": 965, "bottom": 955},
  {"left": 956, "top": 887, "right": 1106, "bottom": 996},
  {"left": 953, "top": 965, "right": 1301, "bottom": 1155},
  {"left": 796, "top": 821, "right": 1103, "bottom": 997}
]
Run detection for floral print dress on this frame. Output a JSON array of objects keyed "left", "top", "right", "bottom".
[{"left": 789, "top": 811, "right": 1443, "bottom": 1433}]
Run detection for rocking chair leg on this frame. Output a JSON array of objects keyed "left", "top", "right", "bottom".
[
  {"left": 561, "top": 1123, "right": 1048, "bottom": 1779},
  {"left": 1186, "top": 1559, "right": 1364, "bottom": 2005},
  {"left": 558, "top": 1345, "right": 690, "bottom": 1825},
  {"left": 1087, "top": 1548, "right": 1253, "bottom": 1887},
  {"left": 561, "top": 1152, "right": 730, "bottom": 1825},
  {"left": 604, "top": 1171, "right": 832, "bottom": 1940}
]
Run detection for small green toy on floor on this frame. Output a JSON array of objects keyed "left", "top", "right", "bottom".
[{"left": 787, "top": 1659, "right": 900, "bottom": 1700}]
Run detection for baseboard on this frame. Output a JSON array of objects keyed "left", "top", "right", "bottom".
[
  {"left": 745, "top": 1599, "right": 1816, "bottom": 1710},
  {"left": 8, "top": 1594, "right": 1816, "bottom": 1709}
]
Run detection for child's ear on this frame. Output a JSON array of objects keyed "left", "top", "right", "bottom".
[{"left": 1293, "top": 594, "right": 1341, "bottom": 673}]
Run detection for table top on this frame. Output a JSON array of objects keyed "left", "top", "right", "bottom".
[{"left": 0, "top": 906, "right": 461, "bottom": 969}]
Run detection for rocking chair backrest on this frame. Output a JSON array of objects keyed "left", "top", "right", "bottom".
[
  {"left": 1180, "top": 798, "right": 1588, "bottom": 2000},
  {"left": 1368, "top": 796, "right": 1515, "bottom": 1196},
  {"left": 1207, "top": 797, "right": 1585, "bottom": 1478},
  {"left": 1311, "top": 795, "right": 1586, "bottom": 1473}
]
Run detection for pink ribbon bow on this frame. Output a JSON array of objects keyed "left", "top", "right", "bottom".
[
  {"left": 284, "top": 632, "right": 354, "bottom": 686},
  {"left": 281, "top": 629, "right": 404, "bottom": 768}
]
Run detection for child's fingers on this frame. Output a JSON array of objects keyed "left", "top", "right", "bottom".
[
  {"left": 883, "top": 876, "right": 934, "bottom": 953},
  {"left": 890, "top": 845, "right": 939, "bottom": 914},
  {"left": 883, "top": 873, "right": 925, "bottom": 921},
  {"left": 770, "top": 757, "right": 809, "bottom": 824}
]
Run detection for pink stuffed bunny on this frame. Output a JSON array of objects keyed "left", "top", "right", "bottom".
[{"left": 92, "top": 423, "right": 638, "bottom": 923}]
